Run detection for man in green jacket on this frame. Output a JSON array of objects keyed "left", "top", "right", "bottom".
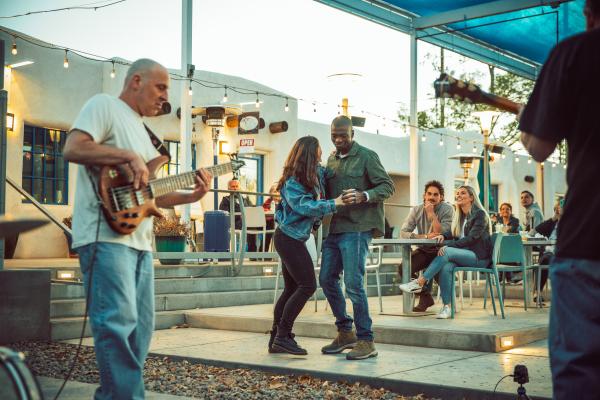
[{"left": 319, "top": 115, "right": 394, "bottom": 360}]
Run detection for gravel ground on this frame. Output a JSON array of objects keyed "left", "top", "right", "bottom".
[{"left": 11, "top": 341, "right": 437, "bottom": 400}]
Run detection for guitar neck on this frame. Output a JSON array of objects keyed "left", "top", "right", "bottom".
[
  {"left": 150, "top": 162, "right": 232, "bottom": 198},
  {"left": 480, "top": 92, "right": 522, "bottom": 115}
]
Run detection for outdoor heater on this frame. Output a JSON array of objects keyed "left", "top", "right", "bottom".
[
  {"left": 449, "top": 153, "right": 483, "bottom": 185},
  {"left": 474, "top": 111, "right": 500, "bottom": 211}
]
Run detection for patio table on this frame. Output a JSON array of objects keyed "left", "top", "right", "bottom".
[
  {"left": 522, "top": 238, "right": 556, "bottom": 307},
  {"left": 371, "top": 238, "right": 437, "bottom": 315}
]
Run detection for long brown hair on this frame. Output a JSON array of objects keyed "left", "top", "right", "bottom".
[{"left": 277, "top": 136, "right": 321, "bottom": 193}]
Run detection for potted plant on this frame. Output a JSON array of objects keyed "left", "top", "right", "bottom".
[
  {"left": 62, "top": 216, "right": 78, "bottom": 258},
  {"left": 153, "top": 215, "right": 190, "bottom": 265}
]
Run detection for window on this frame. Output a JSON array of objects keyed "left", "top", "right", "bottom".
[
  {"left": 238, "top": 154, "right": 264, "bottom": 205},
  {"left": 162, "top": 140, "right": 197, "bottom": 176},
  {"left": 22, "top": 125, "right": 68, "bottom": 205}
]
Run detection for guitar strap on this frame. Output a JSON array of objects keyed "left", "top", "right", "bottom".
[{"left": 143, "top": 123, "right": 171, "bottom": 161}]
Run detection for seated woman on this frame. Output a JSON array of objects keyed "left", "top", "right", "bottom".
[
  {"left": 399, "top": 185, "right": 492, "bottom": 319},
  {"left": 493, "top": 203, "right": 521, "bottom": 233}
]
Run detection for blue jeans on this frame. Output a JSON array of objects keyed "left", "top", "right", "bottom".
[
  {"left": 319, "top": 231, "right": 373, "bottom": 341},
  {"left": 423, "top": 247, "right": 489, "bottom": 305},
  {"left": 78, "top": 242, "right": 154, "bottom": 400},
  {"left": 549, "top": 257, "right": 600, "bottom": 399}
]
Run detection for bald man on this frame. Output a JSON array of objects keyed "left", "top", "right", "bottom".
[{"left": 63, "top": 58, "right": 211, "bottom": 399}]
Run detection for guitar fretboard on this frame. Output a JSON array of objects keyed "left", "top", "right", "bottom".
[{"left": 149, "top": 162, "right": 233, "bottom": 198}]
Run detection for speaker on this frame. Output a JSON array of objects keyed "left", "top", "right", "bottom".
[{"left": 351, "top": 116, "right": 366, "bottom": 127}]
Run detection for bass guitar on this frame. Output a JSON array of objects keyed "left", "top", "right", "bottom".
[
  {"left": 433, "top": 73, "right": 521, "bottom": 115},
  {"left": 96, "top": 155, "right": 245, "bottom": 235}
]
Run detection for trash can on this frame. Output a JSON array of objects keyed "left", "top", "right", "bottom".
[{"left": 203, "top": 210, "right": 230, "bottom": 252}]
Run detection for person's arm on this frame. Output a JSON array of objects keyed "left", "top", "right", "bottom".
[
  {"left": 437, "top": 204, "right": 454, "bottom": 236},
  {"left": 509, "top": 216, "right": 521, "bottom": 233},
  {"left": 284, "top": 180, "right": 342, "bottom": 217},
  {"left": 400, "top": 206, "right": 418, "bottom": 239},
  {"left": 533, "top": 218, "right": 555, "bottom": 237},
  {"left": 363, "top": 152, "right": 395, "bottom": 202},
  {"left": 218, "top": 196, "right": 230, "bottom": 212},
  {"left": 521, "top": 133, "right": 558, "bottom": 162},
  {"left": 155, "top": 169, "right": 211, "bottom": 208},
  {"left": 445, "top": 210, "right": 487, "bottom": 249}
]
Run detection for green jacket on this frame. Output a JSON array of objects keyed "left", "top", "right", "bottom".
[{"left": 325, "top": 141, "right": 394, "bottom": 237}]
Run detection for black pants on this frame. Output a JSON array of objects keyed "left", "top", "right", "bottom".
[
  {"left": 536, "top": 252, "right": 552, "bottom": 292},
  {"left": 273, "top": 228, "right": 317, "bottom": 337}
]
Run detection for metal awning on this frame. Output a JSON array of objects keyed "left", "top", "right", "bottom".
[{"left": 314, "top": 0, "right": 585, "bottom": 79}]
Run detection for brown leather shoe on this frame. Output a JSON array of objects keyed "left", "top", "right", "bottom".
[{"left": 413, "top": 292, "right": 435, "bottom": 312}]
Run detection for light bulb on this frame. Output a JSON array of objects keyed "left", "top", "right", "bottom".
[
  {"left": 456, "top": 142, "right": 461, "bottom": 150},
  {"left": 63, "top": 50, "right": 69, "bottom": 68},
  {"left": 552, "top": 162, "right": 557, "bottom": 168},
  {"left": 284, "top": 98, "right": 289, "bottom": 112},
  {"left": 515, "top": 156, "right": 520, "bottom": 162},
  {"left": 255, "top": 92, "right": 260, "bottom": 108},
  {"left": 501, "top": 153, "right": 506, "bottom": 159},
  {"left": 421, "top": 134, "right": 427, "bottom": 142},
  {"left": 472, "top": 145, "right": 477, "bottom": 153},
  {"left": 110, "top": 61, "right": 116, "bottom": 79},
  {"left": 563, "top": 164, "right": 567, "bottom": 169},
  {"left": 439, "top": 137, "right": 444, "bottom": 146},
  {"left": 11, "top": 41, "right": 17, "bottom": 56},
  {"left": 188, "top": 85, "right": 193, "bottom": 96},
  {"left": 222, "top": 86, "right": 228, "bottom": 103},
  {"left": 528, "top": 157, "right": 532, "bottom": 164}
]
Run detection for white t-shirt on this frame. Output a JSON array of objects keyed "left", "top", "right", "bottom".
[{"left": 70, "top": 94, "right": 159, "bottom": 251}]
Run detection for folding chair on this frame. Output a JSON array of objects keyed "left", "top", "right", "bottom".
[
  {"left": 365, "top": 245, "right": 384, "bottom": 313},
  {"left": 235, "top": 206, "right": 276, "bottom": 256}
]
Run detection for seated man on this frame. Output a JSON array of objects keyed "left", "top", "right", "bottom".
[
  {"left": 531, "top": 200, "right": 563, "bottom": 302},
  {"left": 399, "top": 180, "right": 454, "bottom": 312},
  {"left": 219, "top": 179, "right": 257, "bottom": 253}
]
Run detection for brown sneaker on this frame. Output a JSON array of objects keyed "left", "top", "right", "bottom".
[
  {"left": 346, "top": 340, "right": 378, "bottom": 360},
  {"left": 321, "top": 330, "right": 358, "bottom": 354},
  {"left": 412, "top": 292, "right": 435, "bottom": 312}
]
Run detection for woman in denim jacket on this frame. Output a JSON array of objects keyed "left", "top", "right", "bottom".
[
  {"left": 269, "top": 136, "right": 344, "bottom": 355},
  {"left": 399, "top": 185, "right": 492, "bottom": 319}
]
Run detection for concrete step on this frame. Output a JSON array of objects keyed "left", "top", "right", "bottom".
[
  {"left": 51, "top": 270, "right": 399, "bottom": 299},
  {"left": 50, "top": 283, "right": 400, "bottom": 318},
  {"left": 50, "top": 310, "right": 185, "bottom": 341}
]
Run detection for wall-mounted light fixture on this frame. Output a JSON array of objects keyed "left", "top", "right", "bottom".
[
  {"left": 218, "top": 141, "right": 231, "bottom": 155},
  {"left": 6, "top": 113, "right": 15, "bottom": 131}
]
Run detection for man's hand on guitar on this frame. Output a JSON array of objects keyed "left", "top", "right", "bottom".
[
  {"left": 128, "top": 153, "right": 150, "bottom": 190},
  {"left": 187, "top": 169, "right": 212, "bottom": 202}
]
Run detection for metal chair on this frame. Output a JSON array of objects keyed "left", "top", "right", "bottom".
[
  {"left": 234, "top": 206, "right": 276, "bottom": 255},
  {"left": 365, "top": 245, "right": 384, "bottom": 313},
  {"left": 489, "top": 233, "right": 538, "bottom": 311},
  {"left": 449, "top": 233, "right": 505, "bottom": 319}
]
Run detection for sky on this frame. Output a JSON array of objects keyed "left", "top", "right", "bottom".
[{"left": 0, "top": 0, "right": 498, "bottom": 136}]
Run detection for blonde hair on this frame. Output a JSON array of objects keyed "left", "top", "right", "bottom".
[{"left": 451, "top": 185, "right": 492, "bottom": 237}]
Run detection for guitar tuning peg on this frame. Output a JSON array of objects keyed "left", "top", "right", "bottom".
[{"left": 457, "top": 80, "right": 466, "bottom": 89}]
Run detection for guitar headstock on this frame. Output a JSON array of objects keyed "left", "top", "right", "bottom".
[{"left": 433, "top": 73, "right": 484, "bottom": 105}]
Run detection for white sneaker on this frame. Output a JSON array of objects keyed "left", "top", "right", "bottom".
[
  {"left": 399, "top": 279, "right": 423, "bottom": 294},
  {"left": 436, "top": 305, "right": 451, "bottom": 319}
]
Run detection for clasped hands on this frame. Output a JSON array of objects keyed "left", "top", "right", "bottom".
[{"left": 333, "top": 188, "right": 367, "bottom": 206}]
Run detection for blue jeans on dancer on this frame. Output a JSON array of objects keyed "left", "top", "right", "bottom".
[{"left": 319, "top": 231, "right": 373, "bottom": 341}]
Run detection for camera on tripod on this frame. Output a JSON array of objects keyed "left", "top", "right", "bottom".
[{"left": 513, "top": 364, "right": 531, "bottom": 400}]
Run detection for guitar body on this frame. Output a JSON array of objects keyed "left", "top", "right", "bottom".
[{"left": 97, "top": 155, "right": 169, "bottom": 235}]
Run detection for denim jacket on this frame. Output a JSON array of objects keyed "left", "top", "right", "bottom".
[{"left": 275, "top": 167, "right": 337, "bottom": 241}]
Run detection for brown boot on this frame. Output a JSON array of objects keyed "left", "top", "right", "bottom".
[
  {"left": 346, "top": 340, "right": 378, "bottom": 360},
  {"left": 321, "top": 330, "right": 358, "bottom": 354},
  {"left": 413, "top": 292, "right": 435, "bottom": 312}
]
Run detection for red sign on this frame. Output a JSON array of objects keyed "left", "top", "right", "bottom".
[{"left": 240, "top": 138, "right": 254, "bottom": 147}]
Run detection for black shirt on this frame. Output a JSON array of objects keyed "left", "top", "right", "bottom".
[{"left": 519, "top": 27, "right": 600, "bottom": 260}]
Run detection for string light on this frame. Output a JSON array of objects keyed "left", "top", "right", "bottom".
[
  {"left": 313, "top": 102, "right": 316, "bottom": 113},
  {"left": 284, "top": 97, "right": 289, "bottom": 112},
  {"left": 563, "top": 164, "right": 567, "bottom": 169},
  {"left": 421, "top": 133, "right": 427, "bottom": 142},
  {"left": 438, "top": 135, "right": 444, "bottom": 146},
  {"left": 255, "top": 92, "right": 260, "bottom": 108},
  {"left": 472, "top": 144, "right": 477, "bottom": 153},
  {"left": 11, "top": 37, "right": 17, "bottom": 55},
  {"left": 552, "top": 162, "right": 557, "bottom": 168},
  {"left": 188, "top": 81, "right": 193, "bottom": 96},
  {"left": 63, "top": 49, "right": 69, "bottom": 68},
  {"left": 110, "top": 61, "right": 115, "bottom": 78},
  {"left": 528, "top": 157, "right": 532, "bottom": 164},
  {"left": 501, "top": 153, "right": 506, "bottom": 159},
  {"left": 515, "top": 155, "right": 520, "bottom": 162},
  {"left": 456, "top": 140, "right": 461, "bottom": 150},
  {"left": 222, "top": 86, "right": 228, "bottom": 103}
]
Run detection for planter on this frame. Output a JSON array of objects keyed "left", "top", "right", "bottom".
[{"left": 155, "top": 236, "right": 186, "bottom": 265}]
